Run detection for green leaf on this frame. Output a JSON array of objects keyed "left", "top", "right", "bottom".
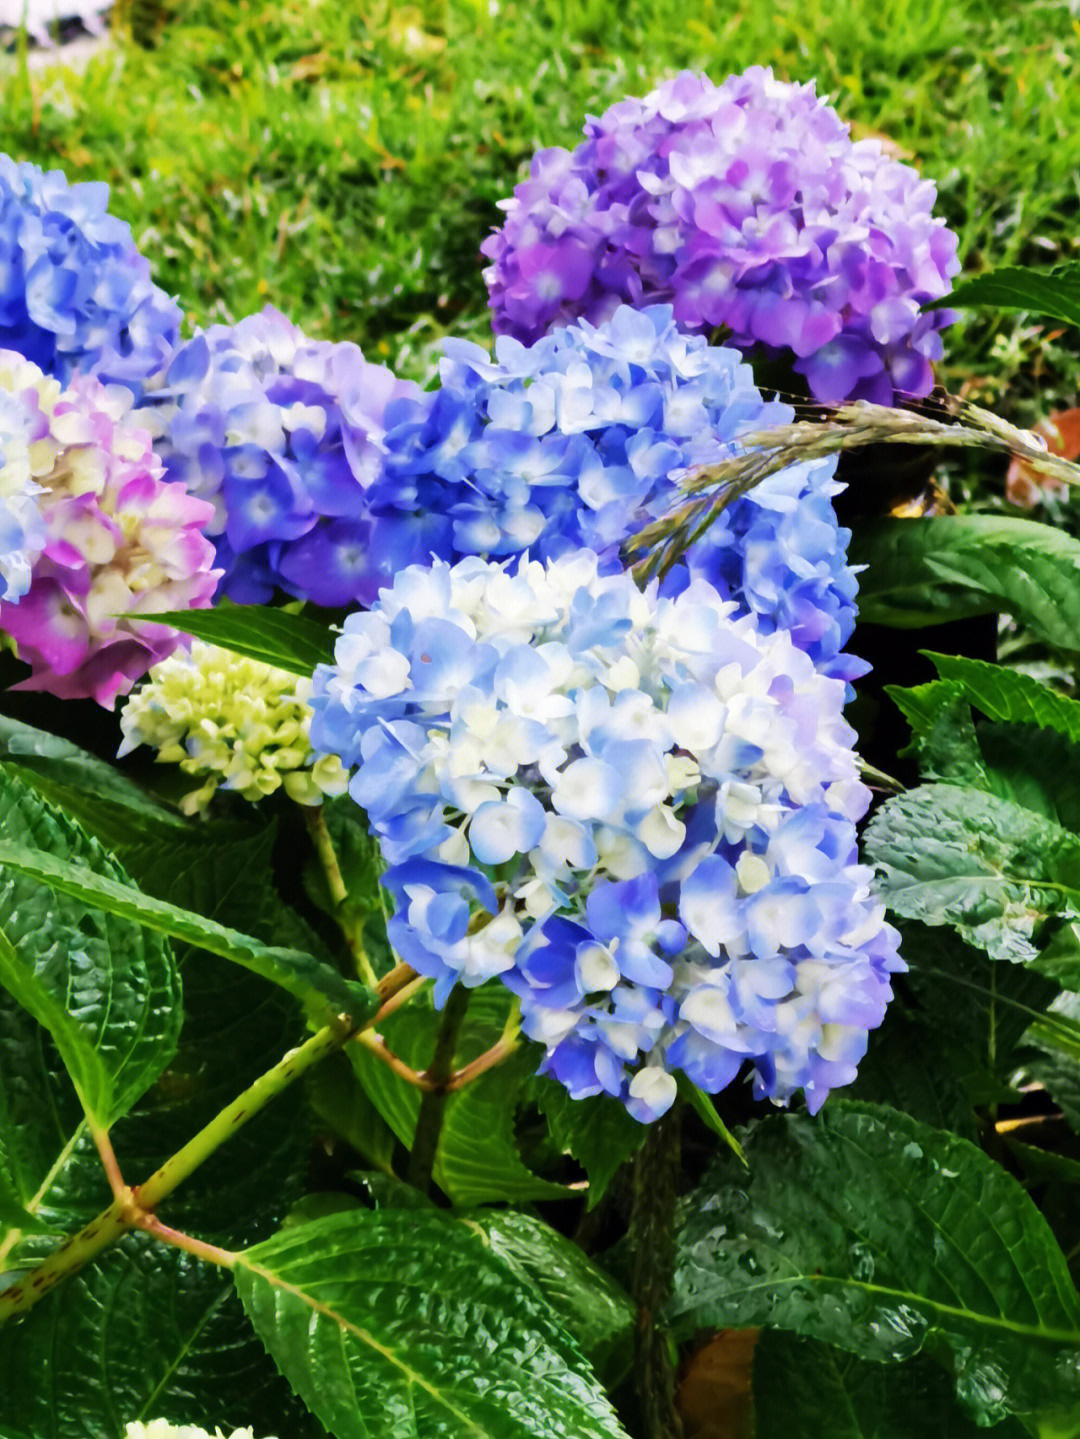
[
  {"left": 533, "top": 1078, "right": 646, "bottom": 1209},
  {"left": 0, "top": 837, "right": 373, "bottom": 1025},
  {"left": 350, "top": 982, "right": 568, "bottom": 1204},
  {"left": 671, "top": 1102, "right": 1080, "bottom": 1427},
  {"left": 0, "top": 769, "right": 181, "bottom": 1131},
  {"left": 753, "top": 1332, "right": 1024, "bottom": 1439},
  {"left": 928, "top": 261, "right": 1080, "bottom": 326},
  {"left": 900, "top": 921, "right": 1060, "bottom": 1083},
  {"left": 883, "top": 680, "right": 988, "bottom": 785},
  {"left": 235, "top": 1209, "right": 632, "bottom": 1439},
  {"left": 0, "top": 1236, "right": 323, "bottom": 1439},
  {"left": 139, "top": 601, "right": 335, "bottom": 676},
  {"left": 924, "top": 654, "right": 1080, "bottom": 744},
  {"left": 864, "top": 783, "right": 1080, "bottom": 962},
  {"left": 852, "top": 515, "right": 1080, "bottom": 649},
  {"left": 306, "top": 1050, "right": 398, "bottom": 1175},
  {"left": 677, "top": 1075, "right": 746, "bottom": 1164},
  {"left": 845, "top": 1008, "right": 977, "bottom": 1140},
  {"left": 461, "top": 1210, "right": 634, "bottom": 1389}
]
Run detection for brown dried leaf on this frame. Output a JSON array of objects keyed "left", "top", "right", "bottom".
[{"left": 676, "top": 1328, "right": 758, "bottom": 1439}]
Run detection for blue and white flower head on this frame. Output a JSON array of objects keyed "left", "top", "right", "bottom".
[
  {"left": 310, "top": 551, "right": 901, "bottom": 1122},
  {"left": 380, "top": 304, "right": 863, "bottom": 683},
  {"left": 0, "top": 157, "right": 181, "bottom": 390},
  {"left": 140, "top": 307, "right": 425, "bottom": 606}
]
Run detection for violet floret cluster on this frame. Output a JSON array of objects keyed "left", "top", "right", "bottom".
[
  {"left": 0, "top": 157, "right": 181, "bottom": 390},
  {"left": 0, "top": 353, "right": 219, "bottom": 707},
  {"left": 141, "top": 307, "right": 424, "bottom": 607},
  {"left": 381, "top": 304, "right": 863, "bottom": 682},
  {"left": 482, "top": 67, "right": 959, "bottom": 405},
  {"left": 309, "top": 551, "right": 901, "bottom": 1121}
]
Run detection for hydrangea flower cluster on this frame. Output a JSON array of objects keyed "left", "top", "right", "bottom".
[
  {"left": 482, "top": 68, "right": 959, "bottom": 405},
  {"left": 141, "top": 307, "right": 423, "bottom": 606},
  {"left": 119, "top": 638, "right": 348, "bottom": 815},
  {"left": 380, "top": 304, "right": 862, "bottom": 683},
  {"left": 0, "top": 157, "right": 181, "bottom": 389},
  {"left": 0, "top": 353, "right": 219, "bottom": 707},
  {"left": 309, "top": 551, "right": 901, "bottom": 1121}
]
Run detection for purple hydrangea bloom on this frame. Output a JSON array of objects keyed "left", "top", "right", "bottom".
[
  {"left": 310, "top": 552, "right": 902, "bottom": 1122},
  {"left": 0, "top": 157, "right": 181, "bottom": 390},
  {"left": 482, "top": 68, "right": 960, "bottom": 405},
  {"left": 381, "top": 304, "right": 863, "bottom": 682},
  {"left": 139, "top": 307, "right": 425, "bottom": 605}
]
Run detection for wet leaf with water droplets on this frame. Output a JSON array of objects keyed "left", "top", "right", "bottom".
[
  {"left": 671, "top": 1102, "right": 1080, "bottom": 1428},
  {"left": 234, "top": 1208, "right": 632, "bottom": 1439}
]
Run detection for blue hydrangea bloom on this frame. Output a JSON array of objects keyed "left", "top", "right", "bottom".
[
  {"left": 141, "top": 307, "right": 425, "bottom": 605},
  {"left": 310, "top": 551, "right": 902, "bottom": 1122},
  {"left": 0, "top": 157, "right": 181, "bottom": 390},
  {"left": 380, "top": 304, "right": 863, "bottom": 682}
]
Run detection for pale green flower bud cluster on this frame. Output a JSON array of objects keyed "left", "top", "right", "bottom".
[
  {"left": 118, "top": 638, "right": 348, "bottom": 815},
  {"left": 124, "top": 1424, "right": 273, "bottom": 1439}
]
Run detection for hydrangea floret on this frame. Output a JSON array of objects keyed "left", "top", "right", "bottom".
[
  {"left": 381, "top": 304, "right": 862, "bottom": 682},
  {"left": 141, "top": 306, "right": 423, "bottom": 606},
  {"left": 482, "top": 67, "right": 960, "bottom": 405},
  {"left": 309, "top": 551, "right": 901, "bottom": 1122},
  {"left": 0, "top": 352, "right": 219, "bottom": 707},
  {"left": 119, "top": 638, "right": 348, "bottom": 815},
  {"left": 0, "top": 157, "right": 181, "bottom": 389},
  {"left": 0, "top": 362, "right": 51, "bottom": 602}
]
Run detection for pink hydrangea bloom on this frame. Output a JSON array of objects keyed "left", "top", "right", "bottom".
[{"left": 0, "top": 358, "right": 219, "bottom": 707}]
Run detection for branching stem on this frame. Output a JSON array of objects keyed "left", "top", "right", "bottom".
[{"left": 0, "top": 962, "right": 422, "bottom": 1325}]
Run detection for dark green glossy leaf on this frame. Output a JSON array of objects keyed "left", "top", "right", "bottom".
[
  {"left": 852, "top": 515, "right": 1080, "bottom": 648},
  {"left": 927, "top": 261, "right": 1080, "bottom": 326},
  {"left": 0, "top": 769, "right": 180, "bottom": 1132},
  {"left": 845, "top": 1008, "right": 977, "bottom": 1140},
  {"left": 753, "top": 1332, "right": 1023, "bottom": 1439},
  {"left": 139, "top": 602, "right": 335, "bottom": 676},
  {"left": 864, "top": 783, "right": 1080, "bottom": 962},
  {"left": 671, "top": 1102, "right": 1080, "bottom": 1427},
  {"left": 0, "top": 1235, "right": 322, "bottom": 1439},
  {"left": 0, "top": 838, "right": 372, "bottom": 1025},
  {"left": 900, "top": 921, "right": 1060, "bottom": 1083},
  {"left": 462, "top": 1210, "right": 634, "bottom": 1389},
  {"left": 533, "top": 1078, "right": 645, "bottom": 1210},
  {"left": 235, "top": 1209, "right": 631, "bottom": 1439}
]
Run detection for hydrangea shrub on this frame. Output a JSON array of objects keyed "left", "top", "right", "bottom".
[
  {"left": 310, "top": 551, "right": 901, "bottom": 1120},
  {"left": 483, "top": 68, "right": 960, "bottom": 404}
]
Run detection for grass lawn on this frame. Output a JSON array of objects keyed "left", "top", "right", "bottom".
[{"left": 1, "top": 0, "right": 1079, "bottom": 413}]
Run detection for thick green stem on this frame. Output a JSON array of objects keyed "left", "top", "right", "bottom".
[
  {"left": 0, "top": 1194, "right": 131, "bottom": 1320},
  {"left": 302, "top": 802, "right": 378, "bottom": 988},
  {"left": 406, "top": 984, "right": 472, "bottom": 1195},
  {"left": 137, "top": 1019, "right": 351, "bottom": 1212},
  {"left": 629, "top": 1107, "right": 685, "bottom": 1439}
]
